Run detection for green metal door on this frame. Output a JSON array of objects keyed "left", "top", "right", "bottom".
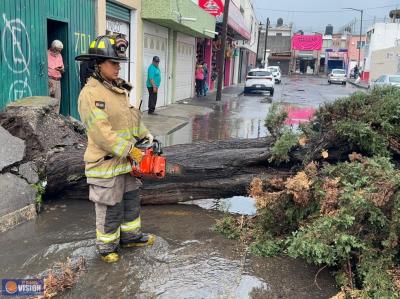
[
  {"left": 0, "top": 0, "right": 46, "bottom": 109},
  {"left": 0, "top": 0, "right": 95, "bottom": 119},
  {"left": 46, "top": 0, "right": 96, "bottom": 118}
]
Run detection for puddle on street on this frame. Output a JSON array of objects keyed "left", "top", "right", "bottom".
[
  {"left": 0, "top": 200, "right": 338, "bottom": 298},
  {"left": 157, "top": 97, "right": 270, "bottom": 147},
  {"left": 182, "top": 196, "right": 257, "bottom": 216}
]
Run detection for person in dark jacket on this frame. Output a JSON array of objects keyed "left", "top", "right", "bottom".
[
  {"left": 80, "top": 60, "right": 96, "bottom": 89},
  {"left": 202, "top": 62, "right": 209, "bottom": 96}
]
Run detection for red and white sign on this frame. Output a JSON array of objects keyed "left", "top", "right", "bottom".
[
  {"left": 292, "top": 35, "right": 323, "bottom": 51},
  {"left": 199, "top": 0, "right": 224, "bottom": 17}
]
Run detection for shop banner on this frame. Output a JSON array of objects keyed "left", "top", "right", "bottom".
[
  {"left": 199, "top": 0, "right": 224, "bottom": 17},
  {"left": 292, "top": 35, "right": 323, "bottom": 51}
]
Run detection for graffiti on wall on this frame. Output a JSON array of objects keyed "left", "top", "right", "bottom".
[{"left": 2, "top": 13, "right": 32, "bottom": 101}]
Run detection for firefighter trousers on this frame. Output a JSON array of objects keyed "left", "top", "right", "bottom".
[{"left": 88, "top": 173, "right": 143, "bottom": 255}]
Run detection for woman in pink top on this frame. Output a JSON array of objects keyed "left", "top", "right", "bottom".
[{"left": 195, "top": 64, "right": 204, "bottom": 97}]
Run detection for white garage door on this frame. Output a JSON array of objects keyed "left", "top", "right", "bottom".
[
  {"left": 175, "top": 34, "right": 195, "bottom": 102},
  {"left": 143, "top": 22, "right": 168, "bottom": 111}
]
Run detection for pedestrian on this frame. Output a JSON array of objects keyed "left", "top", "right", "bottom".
[
  {"left": 80, "top": 60, "right": 96, "bottom": 89},
  {"left": 202, "top": 62, "right": 209, "bottom": 96},
  {"left": 146, "top": 56, "right": 161, "bottom": 114},
  {"left": 354, "top": 65, "right": 359, "bottom": 79},
  {"left": 75, "top": 35, "right": 155, "bottom": 263},
  {"left": 195, "top": 64, "right": 204, "bottom": 97},
  {"left": 48, "top": 40, "right": 64, "bottom": 113}
]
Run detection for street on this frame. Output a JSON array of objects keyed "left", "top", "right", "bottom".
[
  {"left": 0, "top": 76, "right": 361, "bottom": 298},
  {"left": 156, "top": 75, "right": 359, "bottom": 146}
]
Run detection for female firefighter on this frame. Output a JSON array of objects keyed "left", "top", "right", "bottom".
[{"left": 75, "top": 35, "right": 155, "bottom": 263}]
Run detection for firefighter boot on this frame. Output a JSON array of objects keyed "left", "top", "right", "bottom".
[
  {"left": 121, "top": 233, "right": 156, "bottom": 248},
  {"left": 100, "top": 252, "right": 120, "bottom": 263}
]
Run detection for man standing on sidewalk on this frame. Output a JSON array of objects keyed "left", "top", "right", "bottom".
[
  {"left": 146, "top": 56, "right": 161, "bottom": 114},
  {"left": 48, "top": 40, "right": 65, "bottom": 113}
]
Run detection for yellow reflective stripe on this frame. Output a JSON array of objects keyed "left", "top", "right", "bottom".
[
  {"left": 86, "top": 162, "right": 132, "bottom": 178},
  {"left": 85, "top": 108, "right": 108, "bottom": 130},
  {"left": 111, "top": 138, "right": 130, "bottom": 156},
  {"left": 96, "top": 228, "right": 120, "bottom": 244},
  {"left": 121, "top": 217, "right": 141, "bottom": 232},
  {"left": 98, "top": 40, "right": 106, "bottom": 49}
]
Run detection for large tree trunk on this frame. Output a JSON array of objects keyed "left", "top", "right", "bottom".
[{"left": 0, "top": 99, "right": 291, "bottom": 204}]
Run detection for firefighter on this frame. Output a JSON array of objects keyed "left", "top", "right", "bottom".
[{"left": 75, "top": 35, "right": 155, "bottom": 263}]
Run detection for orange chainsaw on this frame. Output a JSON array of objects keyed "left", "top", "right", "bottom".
[{"left": 130, "top": 139, "right": 166, "bottom": 179}]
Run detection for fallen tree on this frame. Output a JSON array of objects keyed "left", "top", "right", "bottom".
[
  {"left": 215, "top": 87, "right": 400, "bottom": 298},
  {"left": 0, "top": 97, "right": 290, "bottom": 204}
]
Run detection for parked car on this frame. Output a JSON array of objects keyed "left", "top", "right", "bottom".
[
  {"left": 370, "top": 75, "right": 400, "bottom": 88},
  {"left": 328, "top": 69, "right": 347, "bottom": 85},
  {"left": 244, "top": 69, "right": 275, "bottom": 96},
  {"left": 267, "top": 66, "right": 282, "bottom": 84}
]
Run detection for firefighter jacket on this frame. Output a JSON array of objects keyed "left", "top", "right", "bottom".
[{"left": 78, "top": 77, "right": 149, "bottom": 179}]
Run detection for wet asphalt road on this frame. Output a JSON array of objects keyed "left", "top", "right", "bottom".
[
  {"left": 162, "top": 75, "right": 359, "bottom": 146},
  {"left": 0, "top": 76, "right": 362, "bottom": 298}
]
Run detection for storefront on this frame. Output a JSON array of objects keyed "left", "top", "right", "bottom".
[
  {"left": 199, "top": 0, "right": 251, "bottom": 91},
  {"left": 141, "top": 0, "right": 216, "bottom": 109},
  {"left": 0, "top": 0, "right": 96, "bottom": 118}
]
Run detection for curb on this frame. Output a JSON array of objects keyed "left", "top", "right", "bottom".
[{"left": 348, "top": 80, "right": 369, "bottom": 90}]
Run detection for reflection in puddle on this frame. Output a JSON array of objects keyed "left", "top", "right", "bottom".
[
  {"left": 284, "top": 105, "right": 315, "bottom": 125},
  {"left": 183, "top": 196, "right": 257, "bottom": 216}
]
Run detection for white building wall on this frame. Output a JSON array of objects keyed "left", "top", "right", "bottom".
[{"left": 365, "top": 23, "right": 400, "bottom": 71}]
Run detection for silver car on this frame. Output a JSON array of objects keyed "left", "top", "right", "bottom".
[
  {"left": 328, "top": 69, "right": 347, "bottom": 85},
  {"left": 370, "top": 75, "right": 400, "bottom": 88}
]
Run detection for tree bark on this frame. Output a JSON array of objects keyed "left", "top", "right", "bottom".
[{"left": 0, "top": 102, "right": 291, "bottom": 204}]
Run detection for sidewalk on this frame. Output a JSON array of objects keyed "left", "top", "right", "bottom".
[
  {"left": 142, "top": 84, "right": 244, "bottom": 137},
  {"left": 348, "top": 79, "right": 369, "bottom": 90}
]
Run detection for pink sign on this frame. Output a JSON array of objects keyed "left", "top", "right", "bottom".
[{"left": 292, "top": 35, "right": 323, "bottom": 51}]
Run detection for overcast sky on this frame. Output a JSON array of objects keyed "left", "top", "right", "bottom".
[{"left": 251, "top": 0, "right": 399, "bottom": 33}]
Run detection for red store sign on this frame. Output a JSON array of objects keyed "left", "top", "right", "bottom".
[{"left": 199, "top": 0, "right": 224, "bottom": 17}]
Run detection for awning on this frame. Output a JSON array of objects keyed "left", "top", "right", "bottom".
[
  {"left": 225, "top": 2, "right": 251, "bottom": 40},
  {"left": 141, "top": 0, "right": 216, "bottom": 38}
]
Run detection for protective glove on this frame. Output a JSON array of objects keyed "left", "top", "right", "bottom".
[
  {"left": 145, "top": 133, "right": 154, "bottom": 144},
  {"left": 129, "top": 147, "right": 143, "bottom": 164}
]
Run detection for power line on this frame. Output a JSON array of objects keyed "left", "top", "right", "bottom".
[{"left": 254, "top": 4, "right": 398, "bottom": 14}]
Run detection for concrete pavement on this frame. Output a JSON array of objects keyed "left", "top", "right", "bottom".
[{"left": 142, "top": 85, "right": 244, "bottom": 137}]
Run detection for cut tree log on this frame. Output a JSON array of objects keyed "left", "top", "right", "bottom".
[{"left": 0, "top": 98, "right": 291, "bottom": 204}]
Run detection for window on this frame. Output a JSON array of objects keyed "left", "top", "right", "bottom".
[
  {"left": 332, "top": 69, "right": 345, "bottom": 75},
  {"left": 276, "top": 33, "right": 282, "bottom": 36},
  {"left": 356, "top": 41, "right": 366, "bottom": 49},
  {"left": 248, "top": 71, "right": 272, "bottom": 77},
  {"left": 376, "top": 75, "right": 386, "bottom": 82},
  {"left": 389, "top": 76, "right": 400, "bottom": 83}
]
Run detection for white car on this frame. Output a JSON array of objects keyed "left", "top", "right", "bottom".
[
  {"left": 244, "top": 69, "right": 275, "bottom": 96},
  {"left": 328, "top": 69, "right": 347, "bottom": 85},
  {"left": 267, "top": 66, "right": 282, "bottom": 84},
  {"left": 370, "top": 74, "right": 400, "bottom": 88}
]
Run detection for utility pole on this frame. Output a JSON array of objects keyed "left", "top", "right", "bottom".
[
  {"left": 255, "top": 22, "right": 262, "bottom": 67},
  {"left": 358, "top": 9, "right": 363, "bottom": 68},
  {"left": 216, "top": 0, "right": 230, "bottom": 101},
  {"left": 343, "top": 8, "right": 364, "bottom": 68},
  {"left": 263, "top": 18, "right": 270, "bottom": 68}
]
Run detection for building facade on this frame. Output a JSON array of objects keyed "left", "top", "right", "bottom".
[
  {"left": 141, "top": 0, "right": 215, "bottom": 110},
  {"left": 363, "top": 23, "right": 400, "bottom": 81},
  {"left": 369, "top": 46, "right": 400, "bottom": 81},
  {"left": 0, "top": 0, "right": 96, "bottom": 118},
  {"left": 233, "top": 0, "right": 259, "bottom": 84},
  {"left": 346, "top": 35, "right": 366, "bottom": 74},
  {"left": 257, "top": 20, "right": 292, "bottom": 75},
  {"left": 0, "top": 0, "right": 216, "bottom": 115}
]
